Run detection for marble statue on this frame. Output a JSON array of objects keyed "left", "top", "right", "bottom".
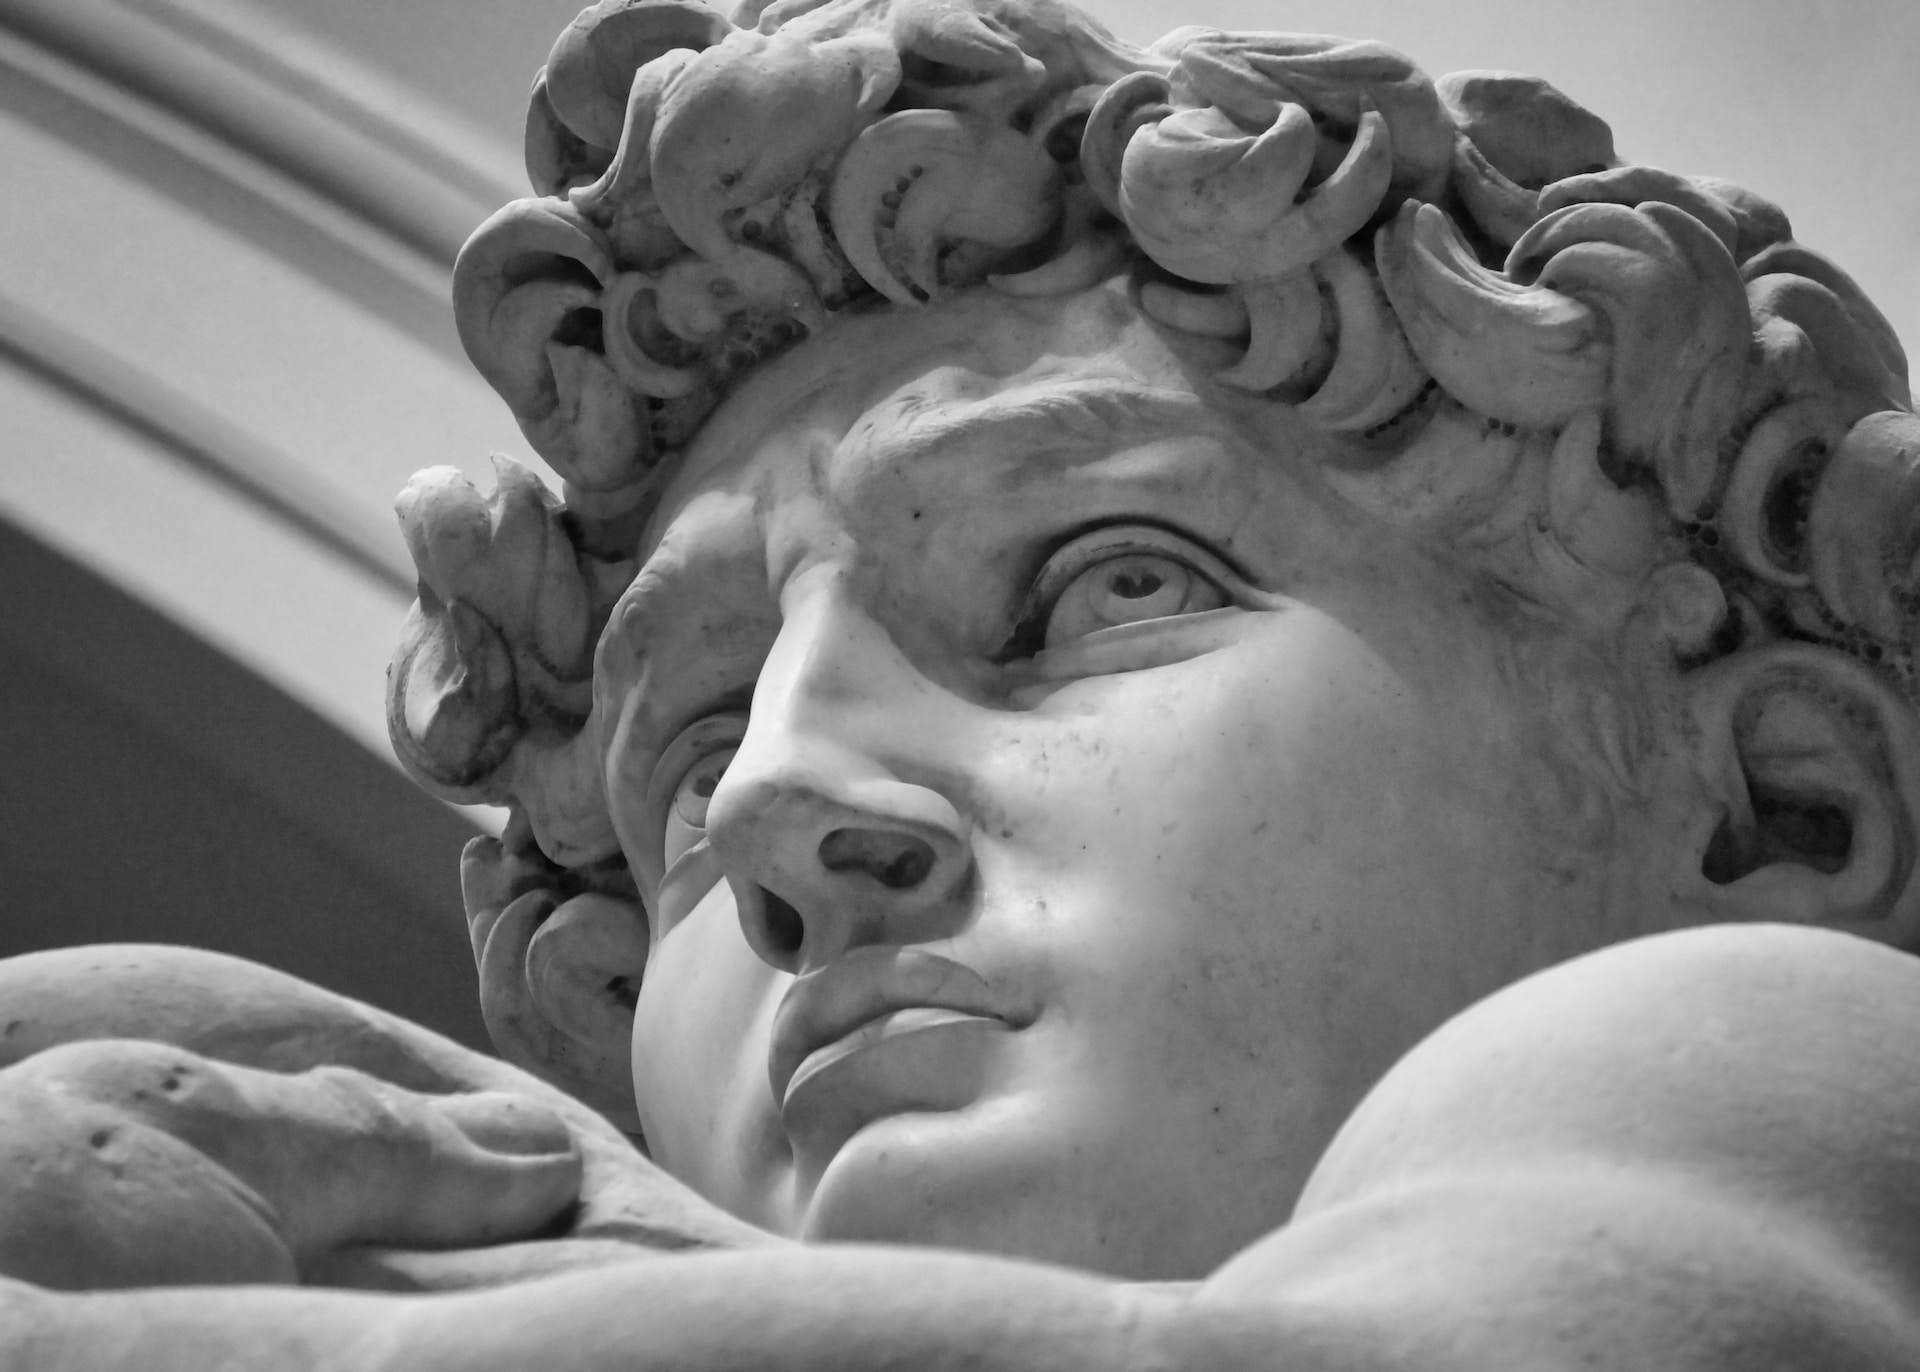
[{"left": 3, "top": 0, "right": 1920, "bottom": 1364}]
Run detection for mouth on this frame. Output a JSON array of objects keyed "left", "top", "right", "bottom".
[{"left": 768, "top": 946, "right": 1028, "bottom": 1109}]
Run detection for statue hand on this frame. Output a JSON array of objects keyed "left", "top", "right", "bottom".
[
  {"left": 0, "top": 1038, "right": 583, "bottom": 1290},
  {"left": 0, "top": 944, "right": 781, "bottom": 1292}
]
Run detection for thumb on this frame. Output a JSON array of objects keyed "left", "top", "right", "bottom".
[{"left": 227, "top": 1065, "right": 585, "bottom": 1259}]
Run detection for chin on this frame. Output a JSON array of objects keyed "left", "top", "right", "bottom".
[{"left": 790, "top": 1096, "right": 1230, "bottom": 1280}]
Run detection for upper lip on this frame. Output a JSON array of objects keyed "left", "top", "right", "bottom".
[{"left": 768, "top": 946, "right": 1023, "bottom": 1104}]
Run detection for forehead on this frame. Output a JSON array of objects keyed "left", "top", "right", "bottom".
[
  {"left": 644, "top": 283, "right": 1333, "bottom": 568},
  {"left": 595, "top": 284, "right": 1357, "bottom": 717}
]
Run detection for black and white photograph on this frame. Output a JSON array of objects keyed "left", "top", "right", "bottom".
[{"left": 1, "top": 0, "right": 1917, "bottom": 1363}]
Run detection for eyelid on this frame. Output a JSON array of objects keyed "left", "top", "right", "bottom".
[
  {"left": 1003, "top": 522, "right": 1249, "bottom": 659},
  {"left": 1028, "top": 524, "right": 1242, "bottom": 609},
  {"left": 1028, "top": 605, "right": 1247, "bottom": 681},
  {"left": 644, "top": 712, "right": 750, "bottom": 848}
]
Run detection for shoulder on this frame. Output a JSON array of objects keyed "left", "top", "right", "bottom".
[
  {"left": 1174, "top": 927, "right": 1920, "bottom": 1371},
  {"left": 1300, "top": 923, "right": 1920, "bottom": 1221}
]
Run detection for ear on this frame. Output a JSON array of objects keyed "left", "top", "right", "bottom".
[
  {"left": 1682, "top": 641, "right": 1920, "bottom": 950},
  {"left": 460, "top": 835, "right": 648, "bottom": 1132}
]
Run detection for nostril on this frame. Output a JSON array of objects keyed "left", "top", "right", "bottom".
[
  {"left": 877, "top": 847, "right": 931, "bottom": 888},
  {"left": 762, "top": 890, "right": 805, "bottom": 957},
  {"left": 818, "top": 828, "right": 936, "bottom": 889}
]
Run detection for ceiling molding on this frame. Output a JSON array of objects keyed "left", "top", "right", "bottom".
[
  {"left": 134, "top": 0, "right": 524, "bottom": 211},
  {"left": 3, "top": 0, "right": 519, "bottom": 260},
  {"left": 0, "top": 0, "right": 524, "bottom": 363},
  {"left": 0, "top": 291, "right": 414, "bottom": 596}
]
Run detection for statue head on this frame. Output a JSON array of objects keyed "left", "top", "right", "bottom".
[{"left": 385, "top": 0, "right": 1920, "bottom": 1279}]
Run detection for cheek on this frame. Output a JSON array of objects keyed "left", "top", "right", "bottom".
[
  {"left": 631, "top": 886, "right": 790, "bottom": 1213},
  {"left": 987, "top": 612, "right": 1494, "bottom": 1092},
  {"left": 1009, "top": 610, "right": 1428, "bottom": 907}
]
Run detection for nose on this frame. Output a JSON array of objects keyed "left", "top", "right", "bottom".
[{"left": 704, "top": 569, "right": 974, "bottom": 972}]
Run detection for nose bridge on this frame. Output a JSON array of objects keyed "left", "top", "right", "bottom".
[
  {"left": 706, "top": 565, "right": 973, "bottom": 969},
  {"left": 731, "top": 561, "right": 953, "bottom": 787},
  {"left": 753, "top": 563, "right": 912, "bottom": 742}
]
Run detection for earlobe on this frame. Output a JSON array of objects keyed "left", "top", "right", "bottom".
[
  {"left": 1683, "top": 642, "right": 1920, "bottom": 948},
  {"left": 461, "top": 833, "right": 649, "bottom": 1131}
]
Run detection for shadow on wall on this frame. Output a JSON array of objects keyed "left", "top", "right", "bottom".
[{"left": 0, "top": 515, "right": 490, "bottom": 1050}]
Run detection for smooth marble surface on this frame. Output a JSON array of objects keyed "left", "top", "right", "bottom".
[{"left": 5, "top": 0, "right": 1920, "bottom": 1365}]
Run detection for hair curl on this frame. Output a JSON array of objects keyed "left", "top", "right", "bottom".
[{"left": 387, "top": 0, "right": 1916, "bottom": 899}]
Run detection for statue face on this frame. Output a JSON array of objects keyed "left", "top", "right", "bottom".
[
  {"left": 387, "top": 0, "right": 1920, "bottom": 1288},
  {"left": 606, "top": 284, "right": 1685, "bottom": 1279}
]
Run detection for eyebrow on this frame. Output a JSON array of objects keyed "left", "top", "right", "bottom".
[
  {"left": 597, "top": 561, "right": 767, "bottom": 750},
  {"left": 849, "top": 379, "right": 1221, "bottom": 475},
  {"left": 602, "top": 380, "right": 1225, "bottom": 709}
]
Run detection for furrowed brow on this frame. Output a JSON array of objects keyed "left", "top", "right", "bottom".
[{"left": 858, "top": 381, "right": 1218, "bottom": 472}]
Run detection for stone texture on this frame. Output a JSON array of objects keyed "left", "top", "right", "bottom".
[{"left": 4, "top": 0, "right": 1920, "bottom": 1365}]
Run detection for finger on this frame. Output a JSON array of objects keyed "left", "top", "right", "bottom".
[
  {"left": 20, "top": 1041, "right": 582, "bottom": 1264},
  {"left": 244, "top": 1070, "right": 583, "bottom": 1256},
  {"left": 0, "top": 1069, "right": 297, "bottom": 1288}
]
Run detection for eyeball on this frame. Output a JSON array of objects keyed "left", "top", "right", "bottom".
[
  {"left": 1043, "top": 552, "right": 1226, "bottom": 648},
  {"left": 648, "top": 711, "right": 749, "bottom": 872},
  {"left": 663, "top": 745, "right": 736, "bottom": 868},
  {"left": 672, "top": 749, "right": 733, "bottom": 826}
]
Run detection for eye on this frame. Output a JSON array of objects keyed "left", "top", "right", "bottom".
[
  {"left": 651, "top": 712, "right": 748, "bottom": 871},
  {"left": 1017, "top": 527, "right": 1233, "bottom": 653},
  {"left": 663, "top": 746, "right": 736, "bottom": 868},
  {"left": 1043, "top": 552, "right": 1223, "bottom": 647},
  {"left": 671, "top": 747, "right": 734, "bottom": 829}
]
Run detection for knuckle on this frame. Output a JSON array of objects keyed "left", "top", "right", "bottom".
[
  {"left": 303, "top": 1065, "right": 422, "bottom": 1146},
  {"left": 14, "top": 1040, "right": 217, "bottom": 1120}
]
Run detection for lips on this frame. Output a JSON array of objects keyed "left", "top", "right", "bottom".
[{"left": 768, "top": 946, "right": 1026, "bottom": 1108}]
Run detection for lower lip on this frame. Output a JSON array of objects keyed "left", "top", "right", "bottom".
[{"left": 781, "top": 1009, "right": 1009, "bottom": 1155}]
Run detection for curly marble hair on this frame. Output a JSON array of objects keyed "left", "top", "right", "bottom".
[{"left": 388, "top": 0, "right": 1916, "bottom": 889}]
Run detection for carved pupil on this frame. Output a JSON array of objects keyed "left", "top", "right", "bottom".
[
  {"left": 673, "top": 752, "right": 734, "bottom": 828},
  {"left": 1109, "top": 568, "right": 1164, "bottom": 600}
]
